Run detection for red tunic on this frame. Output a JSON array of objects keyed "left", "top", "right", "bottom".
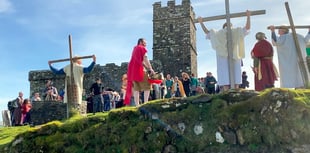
[
  {"left": 252, "top": 39, "right": 278, "bottom": 91},
  {"left": 124, "top": 45, "right": 147, "bottom": 105},
  {"left": 22, "top": 103, "right": 32, "bottom": 114}
]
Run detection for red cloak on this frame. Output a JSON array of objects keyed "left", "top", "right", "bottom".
[
  {"left": 124, "top": 45, "right": 147, "bottom": 105},
  {"left": 252, "top": 39, "right": 278, "bottom": 91}
]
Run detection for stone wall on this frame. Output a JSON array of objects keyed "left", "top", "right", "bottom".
[
  {"left": 30, "top": 101, "right": 87, "bottom": 125},
  {"left": 30, "top": 101, "right": 67, "bottom": 125},
  {"left": 153, "top": 0, "right": 197, "bottom": 77},
  {"left": 29, "top": 0, "right": 196, "bottom": 100},
  {"left": 28, "top": 62, "right": 162, "bottom": 125},
  {"left": 27, "top": 0, "right": 197, "bottom": 125},
  {"left": 29, "top": 63, "right": 127, "bottom": 98},
  {"left": 29, "top": 62, "right": 162, "bottom": 98},
  {"left": 28, "top": 63, "right": 128, "bottom": 125}
]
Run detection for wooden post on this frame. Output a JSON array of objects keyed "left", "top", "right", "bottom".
[
  {"left": 285, "top": 2, "right": 309, "bottom": 87},
  {"left": 194, "top": 10, "right": 265, "bottom": 23},
  {"left": 225, "top": 0, "right": 235, "bottom": 89},
  {"left": 48, "top": 35, "right": 93, "bottom": 118},
  {"left": 267, "top": 25, "right": 310, "bottom": 29},
  {"left": 68, "top": 35, "right": 75, "bottom": 118},
  {"left": 196, "top": 1, "right": 265, "bottom": 89},
  {"left": 49, "top": 55, "right": 94, "bottom": 64}
]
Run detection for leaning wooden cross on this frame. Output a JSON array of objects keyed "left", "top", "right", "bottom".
[
  {"left": 49, "top": 35, "right": 93, "bottom": 117},
  {"left": 267, "top": 2, "right": 310, "bottom": 87},
  {"left": 194, "top": 0, "right": 265, "bottom": 89}
]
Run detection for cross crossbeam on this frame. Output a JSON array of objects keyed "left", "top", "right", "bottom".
[
  {"left": 284, "top": 2, "right": 309, "bottom": 86},
  {"left": 267, "top": 25, "right": 310, "bottom": 29},
  {"left": 267, "top": 2, "right": 309, "bottom": 87},
  {"left": 48, "top": 35, "right": 93, "bottom": 118},
  {"left": 49, "top": 55, "right": 94, "bottom": 64},
  {"left": 196, "top": 0, "right": 265, "bottom": 89},
  {"left": 194, "top": 10, "right": 265, "bottom": 23}
]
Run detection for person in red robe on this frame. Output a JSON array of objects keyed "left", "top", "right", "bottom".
[
  {"left": 21, "top": 99, "right": 32, "bottom": 124},
  {"left": 251, "top": 32, "right": 279, "bottom": 91},
  {"left": 124, "top": 38, "right": 155, "bottom": 106}
]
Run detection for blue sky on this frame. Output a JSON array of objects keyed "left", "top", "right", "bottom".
[{"left": 0, "top": 0, "right": 309, "bottom": 117}]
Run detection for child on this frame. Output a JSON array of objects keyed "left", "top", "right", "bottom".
[{"left": 21, "top": 99, "right": 32, "bottom": 125}]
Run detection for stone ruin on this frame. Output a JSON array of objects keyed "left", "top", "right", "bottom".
[
  {"left": 22, "top": 0, "right": 310, "bottom": 126},
  {"left": 28, "top": 63, "right": 127, "bottom": 125},
  {"left": 28, "top": 61, "right": 162, "bottom": 125},
  {"left": 23, "top": 0, "right": 310, "bottom": 125}
]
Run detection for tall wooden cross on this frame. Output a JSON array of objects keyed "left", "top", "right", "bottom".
[
  {"left": 267, "top": 2, "right": 310, "bottom": 87},
  {"left": 285, "top": 2, "right": 310, "bottom": 87},
  {"left": 49, "top": 35, "right": 93, "bottom": 117},
  {"left": 195, "top": 0, "right": 265, "bottom": 89}
]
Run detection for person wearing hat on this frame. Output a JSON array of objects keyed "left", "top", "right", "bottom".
[
  {"left": 269, "top": 25, "right": 310, "bottom": 88},
  {"left": 251, "top": 32, "right": 279, "bottom": 91}
]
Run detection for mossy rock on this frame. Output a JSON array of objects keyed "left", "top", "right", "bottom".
[{"left": 1, "top": 88, "right": 310, "bottom": 153}]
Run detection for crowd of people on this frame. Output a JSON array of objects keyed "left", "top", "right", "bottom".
[
  {"left": 4, "top": 16, "right": 310, "bottom": 125},
  {"left": 5, "top": 92, "right": 32, "bottom": 126},
  {"left": 86, "top": 78, "right": 122, "bottom": 114}
]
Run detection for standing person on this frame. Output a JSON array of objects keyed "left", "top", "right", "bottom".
[
  {"left": 160, "top": 82, "right": 166, "bottom": 99},
  {"left": 197, "top": 77, "right": 205, "bottom": 94},
  {"left": 21, "top": 99, "right": 32, "bottom": 125},
  {"left": 13, "top": 92, "right": 23, "bottom": 126},
  {"left": 190, "top": 73, "right": 199, "bottom": 96},
  {"left": 164, "top": 74, "right": 173, "bottom": 98},
  {"left": 251, "top": 32, "right": 278, "bottom": 91},
  {"left": 269, "top": 25, "right": 310, "bottom": 88},
  {"left": 239, "top": 71, "right": 250, "bottom": 89},
  {"left": 171, "top": 76, "right": 186, "bottom": 98},
  {"left": 31, "top": 92, "right": 42, "bottom": 102},
  {"left": 103, "top": 90, "right": 111, "bottom": 111},
  {"left": 48, "top": 55, "right": 96, "bottom": 105},
  {"left": 181, "top": 72, "right": 191, "bottom": 97},
  {"left": 198, "top": 10, "right": 251, "bottom": 92},
  {"left": 90, "top": 78, "right": 104, "bottom": 113},
  {"left": 111, "top": 91, "right": 120, "bottom": 109},
  {"left": 205, "top": 72, "right": 217, "bottom": 94},
  {"left": 43, "top": 80, "right": 59, "bottom": 101},
  {"left": 124, "top": 38, "right": 155, "bottom": 107},
  {"left": 120, "top": 74, "right": 127, "bottom": 101}
]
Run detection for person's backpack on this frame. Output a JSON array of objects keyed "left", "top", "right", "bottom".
[{"left": 7, "top": 98, "right": 18, "bottom": 111}]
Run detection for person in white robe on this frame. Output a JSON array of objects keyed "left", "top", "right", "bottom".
[
  {"left": 49, "top": 55, "right": 96, "bottom": 104},
  {"left": 197, "top": 10, "right": 251, "bottom": 91},
  {"left": 269, "top": 25, "right": 310, "bottom": 88}
]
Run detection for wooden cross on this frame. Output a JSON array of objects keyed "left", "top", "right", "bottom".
[
  {"left": 268, "top": 25, "right": 310, "bottom": 29},
  {"left": 267, "top": 2, "right": 309, "bottom": 87},
  {"left": 195, "top": 0, "right": 265, "bottom": 89},
  {"left": 49, "top": 35, "right": 93, "bottom": 117}
]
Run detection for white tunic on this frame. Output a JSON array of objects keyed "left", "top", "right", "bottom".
[
  {"left": 206, "top": 27, "right": 249, "bottom": 86},
  {"left": 273, "top": 33, "right": 310, "bottom": 88},
  {"left": 63, "top": 63, "right": 84, "bottom": 104}
]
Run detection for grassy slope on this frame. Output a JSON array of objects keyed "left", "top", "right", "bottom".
[{"left": 1, "top": 88, "right": 310, "bottom": 153}]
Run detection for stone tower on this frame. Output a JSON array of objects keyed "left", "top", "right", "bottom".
[{"left": 153, "top": 0, "right": 197, "bottom": 77}]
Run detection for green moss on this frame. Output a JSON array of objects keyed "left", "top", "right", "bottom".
[
  {"left": 2, "top": 89, "right": 310, "bottom": 153},
  {"left": 0, "top": 126, "right": 30, "bottom": 146}
]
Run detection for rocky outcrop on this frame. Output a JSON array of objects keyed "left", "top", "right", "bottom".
[{"left": 2, "top": 88, "right": 310, "bottom": 153}]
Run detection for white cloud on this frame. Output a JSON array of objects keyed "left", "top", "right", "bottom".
[{"left": 0, "top": 0, "right": 14, "bottom": 13}]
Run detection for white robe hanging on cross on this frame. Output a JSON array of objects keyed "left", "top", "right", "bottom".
[
  {"left": 206, "top": 27, "right": 249, "bottom": 86},
  {"left": 63, "top": 63, "right": 85, "bottom": 105}
]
